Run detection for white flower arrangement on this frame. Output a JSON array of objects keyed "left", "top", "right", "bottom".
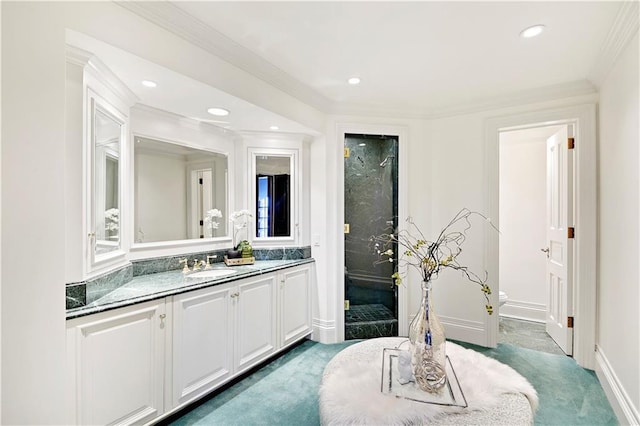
[
  {"left": 104, "top": 208, "right": 119, "bottom": 233},
  {"left": 230, "top": 209, "right": 253, "bottom": 248},
  {"left": 204, "top": 208, "right": 223, "bottom": 237}
]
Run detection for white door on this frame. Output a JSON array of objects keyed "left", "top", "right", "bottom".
[{"left": 545, "top": 125, "right": 574, "bottom": 355}]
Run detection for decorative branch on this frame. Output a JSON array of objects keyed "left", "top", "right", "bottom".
[{"left": 369, "top": 208, "right": 498, "bottom": 315}]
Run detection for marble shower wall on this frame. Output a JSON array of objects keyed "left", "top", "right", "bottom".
[{"left": 344, "top": 134, "right": 398, "bottom": 312}]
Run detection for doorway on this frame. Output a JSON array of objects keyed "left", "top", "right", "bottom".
[
  {"left": 486, "top": 104, "right": 595, "bottom": 368},
  {"left": 343, "top": 133, "right": 399, "bottom": 339},
  {"left": 498, "top": 123, "right": 574, "bottom": 356}
]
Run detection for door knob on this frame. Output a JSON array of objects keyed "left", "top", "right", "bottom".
[{"left": 541, "top": 247, "right": 550, "bottom": 258}]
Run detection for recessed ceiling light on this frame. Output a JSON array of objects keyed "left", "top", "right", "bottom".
[
  {"left": 520, "top": 24, "right": 546, "bottom": 38},
  {"left": 207, "top": 107, "right": 230, "bottom": 117},
  {"left": 141, "top": 80, "right": 157, "bottom": 88},
  {"left": 270, "top": 125, "right": 280, "bottom": 131},
  {"left": 348, "top": 77, "right": 361, "bottom": 85}
]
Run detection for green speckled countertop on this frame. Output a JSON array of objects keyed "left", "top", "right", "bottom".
[{"left": 66, "top": 259, "right": 314, "bottom": 320}]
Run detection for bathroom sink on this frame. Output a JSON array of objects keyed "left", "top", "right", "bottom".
[{"left": 187, "top": 269, "right": 237, "bottom": 279}]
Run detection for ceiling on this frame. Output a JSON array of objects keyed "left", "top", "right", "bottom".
[
  {"left": 168, "top": 1, "right": 623, "bottom": 115},
  {"left": 91, "top": 1, "right": 626, "bottom": 134},
  {"left": 68, "top": 29, "right": 317, "bottom": 135}
]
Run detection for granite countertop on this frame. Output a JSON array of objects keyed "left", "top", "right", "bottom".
[{"left": 66, "top": 258, "right": 314, "bottom": 320}]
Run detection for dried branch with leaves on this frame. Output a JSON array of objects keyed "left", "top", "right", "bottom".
[{"left": 369, "top": 208, "right": 497, "bottom": 315}]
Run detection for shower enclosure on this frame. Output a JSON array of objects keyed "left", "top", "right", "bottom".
[{"left": 344, "top": 134, "right": 398, "bottom": 339}]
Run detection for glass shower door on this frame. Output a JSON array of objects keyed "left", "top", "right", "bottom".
[{"left": 344, "top": 134, "right": 398, "bottom": 339}]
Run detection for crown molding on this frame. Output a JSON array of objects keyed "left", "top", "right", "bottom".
[
  {"left": 131, "top": 103, "right": 240, "bottom": 140},
  {"left": 117, "top": 1, "right": 604, "bottom": 123},
  {"left": 330, "top": 80, "right": 598, "bottom": 120},
  {"left": 116, "top": 1, "right": 333, "bottom": 113},
  {"left": 66, "top": 45, "right": 94, "bottom": 67},
  {"left": 83, "top": 51, "right": 139, "bottom": 107},
  {"left": 588, "top": 1, "right": 639, "bottom": 87}
]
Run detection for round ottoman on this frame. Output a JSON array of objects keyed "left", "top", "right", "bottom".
[{"left": 319, "top": 337, "right": 537, "bottom": 425}]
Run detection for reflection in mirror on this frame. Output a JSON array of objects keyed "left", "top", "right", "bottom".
[
  {"left": 256, "top": 156, "right": 290, "bottom": 238},
  {"left": 134, "top": 136, "right": 228, "bottom": 244},
  {"left": 94, "top": 108, "right": 121, "bottom": 255}
]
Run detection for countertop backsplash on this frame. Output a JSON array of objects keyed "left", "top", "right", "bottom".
[{"left": 66, "top": 246, "right": 312, "bottom": 312}]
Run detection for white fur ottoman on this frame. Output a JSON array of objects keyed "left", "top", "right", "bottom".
[{"left": 319, "top": 337, "right": 537, "bottom": 425}]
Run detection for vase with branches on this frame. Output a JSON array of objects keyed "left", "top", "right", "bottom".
[{"left": 370, "top": 208, "right": 496, "bottom": 392}]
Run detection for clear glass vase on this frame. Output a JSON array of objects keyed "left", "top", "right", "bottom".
[{"left": 408, "top": 280, "right": 447, "bottom": 392}]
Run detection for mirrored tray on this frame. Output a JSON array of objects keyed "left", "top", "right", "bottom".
[{"left": 381, "top": 347, "right": 468, "bottom": 407}]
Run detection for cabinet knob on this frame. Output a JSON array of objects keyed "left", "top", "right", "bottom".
[{"left": 230, "top": 292, "right": 240, "bottom": 298}]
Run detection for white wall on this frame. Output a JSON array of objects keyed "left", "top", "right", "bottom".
[
  {"left": 1, "top": 3, "right": 68, "bottom": 423},
  {"left": 499, "top": 136, "right": 547, "bottom": 322},
  {"left": 136, "top": 151, "right": 188, "bottom": 242},
  {"left": 596, "top": 32, "right": 639, "bottom": 424},
  {"left": 425, "top": 113, "right": 498, "bottom": 344},
  {"left": 0, "top": 2, "right": 4, "bottom": 420}
]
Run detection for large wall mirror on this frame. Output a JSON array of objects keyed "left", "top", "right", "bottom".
[
  {"left": 93, "top": 105, "right": 123, "bottom": 257},
  {"left": 252, "top": 150, "right": 296, "bottom": 241},
  {"left": 134, "top": 136, "right": 228, "bottom": 244}
]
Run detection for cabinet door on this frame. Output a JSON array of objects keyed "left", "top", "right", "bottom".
[
  {"left": 235, "top": 275, "right": 277, "bottom": 372},
  {"left": 171, "top": 283, "right": 234, "bottom": 407},
  {"left": 280, "top": 265, "right": 313, "bottom": 347},
  {"left": 67, "top": 300, "right": 166, "bottom": 425}
]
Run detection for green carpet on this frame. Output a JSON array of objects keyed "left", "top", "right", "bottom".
[
  {"left": 454, "top": 341, "right": 618, "bottom": 426},
  {"left": 168, "top": 340, "right": 357, "bottom": 426},
  {"left": 168, "top": 339, "right": 618, "bottom": 426}
]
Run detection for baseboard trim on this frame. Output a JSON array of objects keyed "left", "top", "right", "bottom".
[
  {"left": 595, "top": 345, "right": 640, "bottom": 425},
  {"left": 499, "top": 313, "right": 545, "bottom": 324},
  {"left": 499, "top": 300, "right": 546, "bottom": 323},
  {"left": 440, "top": 315, "right": 486, "bottom": 346},
  {"left": 312, "top": 318, "right": 337, "bottom": 344}
]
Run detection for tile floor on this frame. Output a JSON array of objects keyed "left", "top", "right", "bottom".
[
  {"left": 499, "top": 316, "right": 566, "bottom": 356},
  {"left": 345, "top": 303, "right": 398, "bottom": 339}
]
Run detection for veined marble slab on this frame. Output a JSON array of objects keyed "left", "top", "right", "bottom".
[{"left": 66, "top": 258, "right": 314, "bottom": 320}]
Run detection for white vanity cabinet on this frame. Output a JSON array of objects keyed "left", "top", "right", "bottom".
[
  {"left": 170, "top": 282, "right": 235, "bottom": 407},
  {"left": 170, "top": 264, "right": 311, "bottom": 410},
  {"left": 234, "top": 274, "right": 278, "bottom": 373},
  {"left": 169, "top": 273, "right": 278, "bottom": 407},
  {"left": 66, "top": 299, "right": 167, "bottom": 425},
  {"left": 67, "top": 263, "right": 313, "bottom": 425},
  {"left": 279, "top": 264, "right": 313, "bottom": 348}
]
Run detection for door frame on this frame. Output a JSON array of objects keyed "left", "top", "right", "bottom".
[
  {"left": 485, "top": 103, "right": 597, "bottom": 369},
  {"left": 336, "top": 123, "right": 409, "bottom": 342}
]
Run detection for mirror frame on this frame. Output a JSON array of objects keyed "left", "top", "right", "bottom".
[
  {"left": 249, "top": 147, "right": 298, "bottom": 245},
  {"left": 130, "top": 133, "right": 231, "bottom": 250},
  {"left": 86, "top": 89, "right": 128, "bottom": 272}
]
